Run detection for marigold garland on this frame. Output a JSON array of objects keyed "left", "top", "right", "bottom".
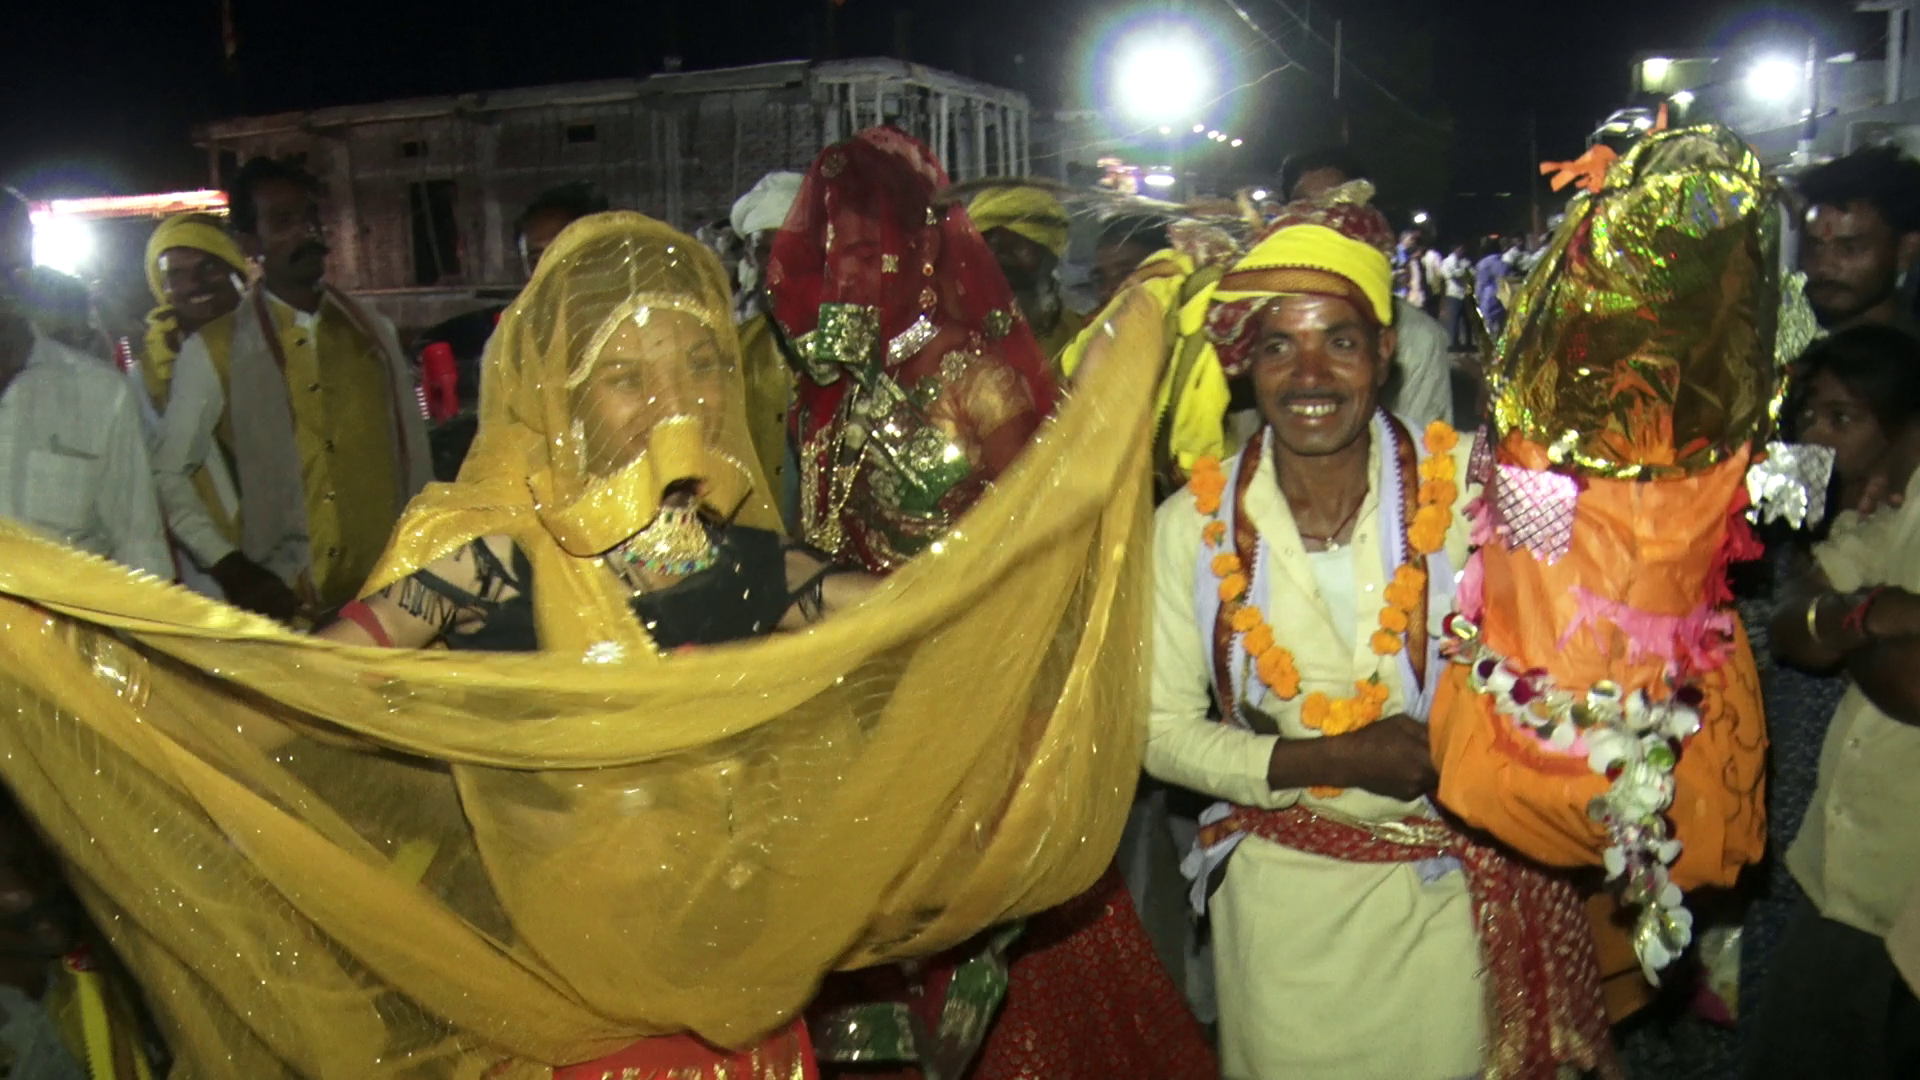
[{"left": 1190, "top": 420, "right": 1461, "bottom": 768}]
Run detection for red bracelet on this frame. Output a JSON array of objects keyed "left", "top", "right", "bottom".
[
  {"left": 1842, "top": 586, "right": 1888, "bottom": 640},
  {"left": 338, "top": 600, "right": 393, "bottom": 648}
]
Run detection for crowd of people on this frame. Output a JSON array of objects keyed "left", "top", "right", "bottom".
[{"left": 0, "top": 118, "right": 1916, "bottom": 1080}]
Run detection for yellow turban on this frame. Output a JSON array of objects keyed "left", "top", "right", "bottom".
[
  {"left": 143, "top": 213, "right": 247, "bottom": 303},
  {"left": 966, "top": 185, "right": 1071, "bottom": 257},
  {"left": 1212, "top": 222, "right": 1394, "bottom": 326},
  {"left": 141, "top": 214, "right": 250, "bottom": 409},
  {"left": 1179, "top": 182, "right": 1396, "bottom": 375}
]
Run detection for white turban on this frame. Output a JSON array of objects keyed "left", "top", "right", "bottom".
[{"left": 730, "top": 172, "right": 805, "bottom": 238}]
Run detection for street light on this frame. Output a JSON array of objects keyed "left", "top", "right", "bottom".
[
  {"left": 1412, "top": 211, "right": 1430, "bottom": 225},
  {"left": 1113, "top": 24, "right": 1213, "bottom": 124},
  {"left": 1230, "top": 138, "right": 1244, "bottom": 147},
  {"left": 1642, "top": 56, "right": 1673, "bottom": 90},
  {"left": 30, "top": 214, "right": 93, "bottom": 278},
  {"left": 1746, "top": 56, "right": 1802, "bottom": 102}
]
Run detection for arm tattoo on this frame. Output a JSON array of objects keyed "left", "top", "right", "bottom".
[{"left": 386, "top": 576, "right": 462, "bottom": 629}]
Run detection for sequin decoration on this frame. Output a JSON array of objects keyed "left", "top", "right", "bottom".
[
  {"left": 1492, "top": 463, "right": 1581, "bottom": 563},
  {"left": 1467, "top": 427, "right": 1495, "bottom": 487},
  {"left": 886, "top": 314, "right": 937, "bottom": 367},
  {"left": 1745, "top": 441, "right": 1835, "bottom": 530},
  {"left": 981, "top": 308, "right": 1013, "bottom": 339},
  {"left": 795, "top": 302, "right": 880, "bottom": 383},
  {"left": 1491, "top": 125, "right": 1781, "bottom": 478}
]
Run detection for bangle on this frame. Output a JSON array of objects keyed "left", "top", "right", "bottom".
[
  {"left": 1806, "top": 593, "right": 1825, "bottom": 645},
  {"left": 1842, "top": 586, "right": 1888, "bottom": 641},
  {"left": 338, "top": 600, "right": 394, "bottom": 648}
]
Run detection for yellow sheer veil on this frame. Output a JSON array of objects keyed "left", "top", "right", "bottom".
[
  {"left": 0, "top": 249, "right": 1167, "bottom": 1076},
  {"left": 364, "top": 212, "right": 781, "bottom": 656}
]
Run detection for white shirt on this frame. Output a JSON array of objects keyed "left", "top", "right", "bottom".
[
  {"left": 0, "top": 332, "right": 172, "bottom": 577},
  {"left": 1145, "top": 437, "right": 1486, "bottom": 1078},
  {"left": 1438, "top": 254, "right": 1473, "bottom": 300}
]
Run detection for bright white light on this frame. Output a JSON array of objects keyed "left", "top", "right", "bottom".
[
  {"left": 1230, "top": 137, "right": 1244, "bottom": 147},
  {"left": 1642, "top": 57, "right": 1672, "bottom": 86},
  {"left": 1159, "top": 125, "right": 1172, "bottom": 134},
  {"left": 1250, "top": 188, "right": 1269, "bottom": 201},
  {"left": 1114, "top": 28, "right": 1212, "bottom": 124},
  {"left": 1192, "top": 123, "right": 1206, "bottom": 133},
  {"left": 31, "top": 215, "right": 94, "bottom": 277},
  {"left": 1631, "top": 115, "right": 1654, "bottom": 130},
  {"left": 1671, "top": 89, "right": 1696, "bottom": 109},
  {"left": 1207, "top": 130, "right": 1221, "bottom": 139},
  {"left": 1747, "top": 57, "right": 1802, "bottom": 103},
  {"left": 1143, "top": 173, "right": 1177, "bottom": 189},
  {"left": 1412, "top": 211, "right": 1430, "bottom": 224}
]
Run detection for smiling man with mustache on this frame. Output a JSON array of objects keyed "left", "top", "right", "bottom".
[
  {"left": 1143, "top": 183, "right": 1613, "bottom": 1078},
  {"left": 150, "top": 157, "right": 429, "bottom": 623}
]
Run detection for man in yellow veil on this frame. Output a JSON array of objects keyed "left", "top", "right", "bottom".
[
  {"left": 137, "top": 213, "right": 247, "bottom": 411},
  {"left": 136, "top": 213, "right": 249, "bottom": 596}
]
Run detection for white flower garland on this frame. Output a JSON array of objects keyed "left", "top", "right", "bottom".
[{"left": 1442, "top": 613, "right": 1702, "bottom": 981}]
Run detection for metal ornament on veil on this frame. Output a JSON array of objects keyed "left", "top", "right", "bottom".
[{"left": 1745, "top": 442, "right": 1836, "bottom": 530}]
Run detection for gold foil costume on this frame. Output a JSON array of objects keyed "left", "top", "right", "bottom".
[
  {"left": 1429, "top": 125, "right": 1784, "bottom": 995},
  {"left": 1491, "top": 125, "right": 1783, "bottom": 478},
  {"left": 0, "top": 214, "right": 1167, "bottom": 1078}
]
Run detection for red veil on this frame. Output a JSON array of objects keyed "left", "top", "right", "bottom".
[
  {"left": 772, "top": 128, "right": 1214, "bottom": 1080},
  {"left": 769, "top": 127, "right": 1057, "bottom": 571}
]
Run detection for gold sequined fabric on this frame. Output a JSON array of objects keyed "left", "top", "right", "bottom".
[
  {"left": 1492, "top": 125, "right": 1781, "bottom": 477},
  {"left": 0, "top": 241, "right": 1170, "bottom": 1077}
]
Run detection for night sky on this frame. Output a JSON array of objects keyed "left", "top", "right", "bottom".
[{"left": 0, "top": 0, "right": 1867, "bottom": 237}]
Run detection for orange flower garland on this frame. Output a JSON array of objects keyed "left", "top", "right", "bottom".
[{"left": 1192, "top": 421, "right": 1461, "bottom": 766}]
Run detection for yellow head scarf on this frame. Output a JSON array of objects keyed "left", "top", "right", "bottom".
[
  {"left": 966, "top": 184, "right": 1072, "bottom": 257},
  {"left": 144, "top": 213, "right": 247, "bottom": 304},
  {"left": 1202, "top": 180, "right": 1395, "bottom": 327},
  {"left": 364, "top": 211, "right": 779, "bottom": 655},
  {"left": 1210, "top": 223, "right": 1394, "bottom": 325},
  {"left": 140, "top": 213, "right": 249, "bottom": 402}
]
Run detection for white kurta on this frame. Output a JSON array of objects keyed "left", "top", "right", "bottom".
[
  {"left": 1145, "top": 430, "right": 1485, "bottom": 1080},
  {"left": 0, "top": 332, "right": 172, "bottom": 578}
]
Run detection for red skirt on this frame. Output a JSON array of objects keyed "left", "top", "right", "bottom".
[{"left": 814, "top": 865, "right": 1217, "bottom": 1080}]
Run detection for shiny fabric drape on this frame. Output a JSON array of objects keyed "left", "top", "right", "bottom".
[{"left": 0, "top": 288, "right": 1166, "bottom": 1079}]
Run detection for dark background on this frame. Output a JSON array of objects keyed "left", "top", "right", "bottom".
[{"left": 0, "top": 0, "right": 1882, "bottom": 242}]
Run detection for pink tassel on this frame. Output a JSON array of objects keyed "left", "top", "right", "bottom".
[
  {"left": 1704, "top": 487, "right": 1764, "bottom": 608},
  {"left": 1458, "top": 550, "right": 1486, "bottom": 622},
  {"left": 1559, "top": 589, "right": 1734, "bottom": 679}
]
